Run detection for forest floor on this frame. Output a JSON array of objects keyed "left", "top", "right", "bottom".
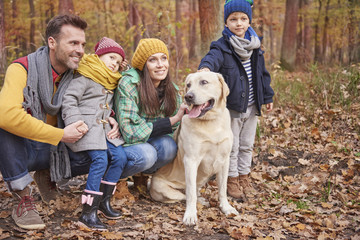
[{"left": 0, "top": 70, "right": 359, "bottom": 240}]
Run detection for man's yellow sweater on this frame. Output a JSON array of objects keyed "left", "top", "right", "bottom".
[{"left": 0, "top": 63, "right": 64, "bottom": 146}]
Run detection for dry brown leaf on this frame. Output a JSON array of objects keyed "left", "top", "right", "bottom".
[{"left": 101, "top": 231, "right": 123, "bottom": 239}]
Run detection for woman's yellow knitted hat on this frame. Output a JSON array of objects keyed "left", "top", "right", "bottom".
[{"left": 132, "top": 38, "right": 169, "bottom": 71}]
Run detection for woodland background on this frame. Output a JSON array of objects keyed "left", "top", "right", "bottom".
[{"left": 0, "top": 0, "right": 359, "bottom": 239}]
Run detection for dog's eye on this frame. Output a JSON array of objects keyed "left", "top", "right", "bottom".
[
  {"left": 187, "top": 83, "right": 191, "bottom": 88},
  {"left": 200, "top": 80, "right": 208, "bottom": 85}
]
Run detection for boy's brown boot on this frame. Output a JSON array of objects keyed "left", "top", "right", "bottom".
[
  {"left": 227, "top": 176, "right": 243, "bottom": 199},
  {"left": 33, "top": 169, "right": 59, "bottom": 204},
  {"left": 11, "top": 186, "right": 46, "bottom": 230},
  {"left": 238, "top": 174, "right": 256, "bottom": 198}
]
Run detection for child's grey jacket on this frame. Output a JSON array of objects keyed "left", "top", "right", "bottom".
[
  {"left": 62, "top": 73, "right": 124, "bottom": 152},
  {"left": 199, "top": 36, "right": 274, "bottom": 115}
]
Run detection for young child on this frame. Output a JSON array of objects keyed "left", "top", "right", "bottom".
[
  {"left": 62, "top": 37, "right": 127, "bottom": 230},
  {"left": 198, "top": 0, "right": 274, "bottom": 200}
]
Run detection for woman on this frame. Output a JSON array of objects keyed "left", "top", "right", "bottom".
[{"left": 114, "top": 38, "right": 186, "bottom": 186}]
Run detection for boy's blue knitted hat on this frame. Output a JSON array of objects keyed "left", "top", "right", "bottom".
[{"left": 224, "top": 0, "right": 253, "bottom": 23}]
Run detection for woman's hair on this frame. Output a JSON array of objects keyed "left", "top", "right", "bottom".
[
  {"left": 137, "top": 66, "right": 177, "bottom": 117},
  {"left": 45, "top": 14, "right": 87, "bottom": 43}
]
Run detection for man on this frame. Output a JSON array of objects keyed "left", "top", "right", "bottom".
[{"left": 0, "top": 14, "right": 98, "bottom": 230}]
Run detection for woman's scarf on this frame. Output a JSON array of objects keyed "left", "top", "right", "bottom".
[
  {"left": 76, "top": 54, "right": 121, "bottom": 90},
  {"left": 25, "top": 46, "right": 74, "bottom": 182},
  {"left": 223, "top": 26, "right": 261, "bottom": 61}
]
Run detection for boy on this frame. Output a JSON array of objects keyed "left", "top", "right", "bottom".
[{"left": 198, "top": 0, "right": 274, "bottom": 200}]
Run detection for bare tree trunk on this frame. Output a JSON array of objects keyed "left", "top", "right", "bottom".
[
  {"left": 58, "top": 0, "right": 74, "bottom": 14},
  {"left": 0, "top": 0, "right": 6, "bottom": 76},
  {"left": 280, "top": 0, "right": 299, "bottom": 71},
  {"left": 188, "top": 0, "right": 197, "bottom": 61},
  {"left": 128, "top": 0, "right": 141, "bottom": 52},
  {"left": 321, "top": 0, "right": 330, "bottom": 63},
  {"left": 314, "top": 0, "right": 322, "bottom": 63},
  {"left": 175, "top": 0, "right": 183, "bottom": 71},
  {"left": 29, "top": 0, "right": 36, "bottom": 52},
  {"left": 12, "top": 0, "right": 20, "bottom": 58},
  {"left": 348, "top": 0, "right": 360, "bottom": 64},
  {"left": 303, "top": 0, "right": 312, "bottom": 63},
  {"left": 198, "top": 0, "right": 223, "bottom": 57},
  {"left": 103, "top": 0, "right": 109, "bottom": 37}
]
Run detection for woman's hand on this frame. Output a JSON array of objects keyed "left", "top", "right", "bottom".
[
  {"left": 170, "top": 103, "right": 188, "bottom": 125},
  {"left": 107, "top": 117, "right": 121, "bottom": 139}
]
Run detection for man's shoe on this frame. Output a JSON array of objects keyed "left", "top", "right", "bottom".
[
  {"left": 34, "top": 169, "right": 59, "bottom": 204},
  {"left": 12, "top": 188, "right": 45, "bottom": 230}
]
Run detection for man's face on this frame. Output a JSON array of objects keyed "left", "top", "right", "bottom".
[{"left": 48, "top": 24, "right": 86, "bottom": 74}]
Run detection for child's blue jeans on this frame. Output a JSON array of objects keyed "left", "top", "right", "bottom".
[{"left": 86, "top": 140, "right": 127, "bottom": 192}]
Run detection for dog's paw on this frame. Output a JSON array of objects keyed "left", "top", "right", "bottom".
[
  {"left": 183, "top": 210, "right": 198, "bottom": 225},
  {"left": 221, "top": 205, "right": 239, "bottom": 216}
]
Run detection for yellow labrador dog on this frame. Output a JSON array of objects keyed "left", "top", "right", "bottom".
[{"left": 150, "top": 71, "right": 239, "bottom": 225}]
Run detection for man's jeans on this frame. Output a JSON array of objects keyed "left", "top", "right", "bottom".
[
  {"left": 86, "top": 141, "right": 127, "bottom": 191},
  {"left": 0, "top": 128, "right": 177, "bottom": 191},
  {"left": 0, "top": 128, "right": 90, "bottom": 191},
  {"left": 228, "top": 104, "right": 258, "bottom": 177}
]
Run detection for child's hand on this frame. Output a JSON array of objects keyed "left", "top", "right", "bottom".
[
  {"left": 197, "top": 67, "right": 210, "bottom": 72},
  {"left": 107, "top": 117, "right": 121, "bottom": 139},
  {"left": 266, "top": 103, "right": 273, "bottom": 112},
  {"left": 120, "top": 59, "right": 129, "bottom": 71},
  {"left": 76, "top": 121, "right": 89, "bottom": 134}
]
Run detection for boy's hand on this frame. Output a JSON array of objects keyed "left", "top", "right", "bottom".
[
  {"left": 266, "top": 103, "right": 273, "bottom": 112},
  {"left": 197, "top": 67, "right": 210, "bottom": 72},
  {"left": 76, "top": 121, "right": 89, "bottom": 134}
]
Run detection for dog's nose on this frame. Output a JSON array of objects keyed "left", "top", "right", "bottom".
[{"left": 185, "top": 92, "right": 195, "bottom": 103}]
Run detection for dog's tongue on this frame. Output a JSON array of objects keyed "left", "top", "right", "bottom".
[
  {"left": 188, "top": 104, "right": 203, "bottom": 118},
  {"left": 189, "top": 104, "right": 205, "bottom": 118}
]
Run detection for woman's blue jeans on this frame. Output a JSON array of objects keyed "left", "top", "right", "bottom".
[{"left": 86, "top": 141, "right": 127, "bottom": 192}]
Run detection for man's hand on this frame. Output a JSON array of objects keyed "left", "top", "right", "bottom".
[
  {"left": 107, "top": 117, "right": 121, "bottom": 139},
  {"left": 61, "top": 120, "right": 88, "bottom": 143}
]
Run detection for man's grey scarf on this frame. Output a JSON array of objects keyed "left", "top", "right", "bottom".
[
  {"left": 229, "top": 35, "right": 261, "bottom": 61},
  {"left": 23, "top": 46, "right": 73, "bottom": 182}
]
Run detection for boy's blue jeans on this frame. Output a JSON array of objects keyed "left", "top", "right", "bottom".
[
  {"left": 86, "top": 141, "right": 127, "bottom": 192},
  {"left": 0, "top": 128, "right": 177, "bottom": 191}
]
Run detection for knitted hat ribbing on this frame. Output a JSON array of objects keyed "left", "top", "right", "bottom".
[
  {"left": 94, "top": 37, "right": 125, "bottom": 59},
  {"left": 224, "top": 0, "right": 253, "bottom": 23},
  {"left": 132, "top": 38, "right": 169, "bottom": 71}
]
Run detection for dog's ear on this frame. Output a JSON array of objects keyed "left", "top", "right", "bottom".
[{"left": 217, "top": 73, "right": 229, "bottom": 98}]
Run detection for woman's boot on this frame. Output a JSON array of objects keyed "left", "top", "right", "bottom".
[
  {"left": 78, "top": 190, "right": 107, "bottom": 230},
  {"left": 98, "top": 181, "right": 121, "bottom": 219}
]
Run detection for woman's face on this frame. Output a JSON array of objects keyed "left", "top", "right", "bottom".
[{"left": 145, "top": 53, "right": 169, "bottom": 87}]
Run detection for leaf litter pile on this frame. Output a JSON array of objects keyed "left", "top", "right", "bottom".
[{"left": 0, "top": 74, "right": 359, "bottom": 239}]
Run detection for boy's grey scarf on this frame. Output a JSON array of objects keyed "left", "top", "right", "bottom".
[
  {"left": 229, "top": 35, "right": 261, "bottom": 61},
  {"left": 24, "top": 46, "right": 73, "bottom": 182}
]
